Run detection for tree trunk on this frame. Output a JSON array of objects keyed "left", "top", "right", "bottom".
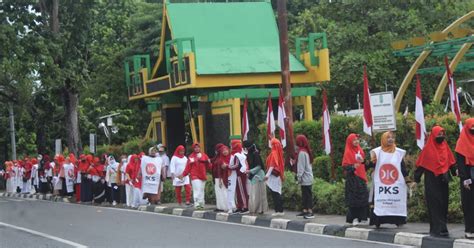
[
  {"left": 64, "top": 85, "right": 82, "bottom": 156},
  {"left": 51, "top": 0, "right": 59, "bottom": 34}
]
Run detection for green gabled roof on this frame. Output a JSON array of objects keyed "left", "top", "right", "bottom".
[{"left": 166, "top": 2, "right": 307, "bottom": 75}]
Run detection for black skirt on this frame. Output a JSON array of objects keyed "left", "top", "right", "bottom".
[{"left": 344, "top": 167, "right": 369, "bottom": 208}]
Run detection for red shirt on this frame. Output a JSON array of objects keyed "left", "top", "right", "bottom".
[
  {"left": 182, "top": 152, "right": 211, "bottom": 181},
  {"left": 126, "top": 161, "right": 141, "bottom": 188}
]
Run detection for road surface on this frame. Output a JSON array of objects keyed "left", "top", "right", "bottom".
[{"left": 0, "top": 196, "right": 411, "bottom": 248}]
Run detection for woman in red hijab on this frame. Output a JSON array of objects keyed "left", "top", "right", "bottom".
[
  {"left": 342, "top": 133, "right": 369, "bottom": 226},
  {"left": 213, "top": 144, "right": 230, "bottom": 212},
  {"left": 265, "top": 138, "right": 285, "bottom": 216},
  {"left": 170, "top": 145, "right": 191, "bottom": 206},
  {"left": 295, "top": 135, "right": 314, "bottom": 219},
  {"left": 455, "top": 118, "right": 474, "bottom": 239},
  {"left": 179, "top": 143, "right": 210, "bottom": 210},
  {"left": 415, "top": 126, "right": 456, "bottom": 237}
]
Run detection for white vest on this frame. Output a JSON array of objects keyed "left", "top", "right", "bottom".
[
  {"left": 372, "top": 147, "right": 407, "bottom": 217},
  {"left": 140, "top": 156, "right": 163, "bottom": 194},
  {"left": 63, "top": 163, "right": 75, "bottom": 193}
]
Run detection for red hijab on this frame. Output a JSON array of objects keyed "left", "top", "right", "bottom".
[
  {"left": 455, "top": 118, "right": 474, "bottom": 166},
  {"left": 231, "top": 139, "right": 242, "bottom": 155},
  {"left": 296, "top": 135, "right": 313, "bottom": 163},
  {"left": 266, "top": 138, "right": 285, "bottom": 181},
  {"left": 217, "top": 145, "right": 231, "bottom": 164},
  {"left": 342, "top": 133, "right": 367, "bottom": 182},
  {"left": 416, "top": 126, "right": 456, "bottom": 175},
  {"left": 173, "top": 145, "right": 186, "bottom": 159}
]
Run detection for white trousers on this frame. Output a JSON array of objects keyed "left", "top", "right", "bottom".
[
  {"left": 131, "top": 187, "right": 148, "bottom": 208},
  {"left": 125, "top": 184, "right": 133, "bottom": 207},
  {"left": 22, "top": 180, "right": 31, "bottom": 193},
  {"left": 191, "top": 179, "right": 205, "bottom": 207},
  {"left": 227, "top": 171, "right": 237, "bottom": 211},
  {"left": 214, "top": 178, "right": 229, "bottom": 211}
]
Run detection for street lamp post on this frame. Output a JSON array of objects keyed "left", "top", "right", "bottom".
[{"left": 98, "top": 113, "right": 120, "bottom": 145}]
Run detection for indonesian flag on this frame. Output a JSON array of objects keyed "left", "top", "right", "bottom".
[
  {"left": 445, "top": 56, "right": 463, "bottom": 131},
  {"left": 363, "top": 65, "right": 373, "bottom": 136},
  {"left": 277, "top": 89, "right": 287, "bottom": 148},
  {"left": 242, "top": 96, "right": 249, "bottom": 141},
  {"left": 415, "top": 74, "right": 427, "bottom": 149},
  {"left": 266, "top": 92, "right": 275, "bottom": 147},
  {"left": 322, "top": 89, "right": 331, "bottom": 155}
]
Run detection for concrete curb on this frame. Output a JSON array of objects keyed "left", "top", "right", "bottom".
[
  {"left": 453, "top": 239, "right": 474, "bottom": 248},
  {"left": 345, "top": 227, "right": 370, "bottom": 240},
  {"left": 394, "top": 232, "right": 427, "bottom": 247},
  {"left": 2, "top": 192, "right": 471, "bottom": 248}
]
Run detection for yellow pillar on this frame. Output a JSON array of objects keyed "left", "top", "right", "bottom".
[
  {"left": 197, "top": 115, "right": 205, "bottom": 153},
  {"left": 303, "top": 95, "right": 313, "bottom": 121}
]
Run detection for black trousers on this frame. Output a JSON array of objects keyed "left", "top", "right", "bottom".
[
  {"left": 80, "top": 176, "right": 93, "bottom": 202},
  {"left": 424, "top": 171, "right": 449, "bottom": 235},
  {"left": 301, "top": 185, "right": 313, "bottom": 210},
  {"left": 110, "top": 183, "right": 120, "bottom": 203},
  {"left": 461, "top": 179, "right": 474, "bottom": 233},
  {"left": 270, "top": 189, "right": 284, "bottom": 213}
]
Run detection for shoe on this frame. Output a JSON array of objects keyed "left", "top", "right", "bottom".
[
  {"left": 240, "top": 209, "right": 249, "bottom": 215},
  {"left": 304, "top": 213, "right": 315, "bottom": 219},
  {"left": 112, "top": 201, "right": 117, "bottom": 206},
  {"left": 352, "top": 219, "right": 360, "bottom": 226},
  {"left": 228, "top": 210, "right": 238, "bottom": 215},
  {"left": 235, "top": 209, "right": 242, "bottom": 213},
  {"left": 185, "top": 202, "right": 193, "bottom": 207},
  {"left": 297, "top": 212, "right": 306, "bottom": 217},
  {"left": 465, "top": 232, "right": 474, "bottom": 239},
  {"left": 359, "top": 220, "right": 369, "bottom": 226}
]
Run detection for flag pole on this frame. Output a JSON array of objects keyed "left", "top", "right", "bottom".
[{"left": 277, "top": 0, "right": 296, "bottom": 173}]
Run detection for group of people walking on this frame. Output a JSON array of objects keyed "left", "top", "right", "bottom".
[
  {"left": 342, "top": 118, "right": 474, "bottom": 239},
  {"left": 1, "top": 118, "right": 473, "bottom": 238}
]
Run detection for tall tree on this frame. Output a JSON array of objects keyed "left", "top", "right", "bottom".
[{"left": 38, "top": 0, "right": 97, "bottom": 156}]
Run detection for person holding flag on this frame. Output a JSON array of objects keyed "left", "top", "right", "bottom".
[
  {"left": 415, "top": 126, "right": 457, "bottom": 237},
  {"left": 369, "top": 131, "right": 408, "bottom": 228},
  {"left": 342, "top": 133, "right": 369, "bottom": 226},
  {"left": 455, "top": 118, "right": 474, "bottom": 239}
]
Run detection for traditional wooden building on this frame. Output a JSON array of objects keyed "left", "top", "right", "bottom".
[{"left": 124, "top": 0, "right": 330, "bottom": 154}]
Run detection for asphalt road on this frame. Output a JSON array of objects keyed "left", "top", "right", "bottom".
[{"left": 0, "top": 197, "right": 411, "bottom": 248}]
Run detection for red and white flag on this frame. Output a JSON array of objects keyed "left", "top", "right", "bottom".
[
  {"left": 266, "top": 92, "right": 275, "bottom": 147},
  {"left": 242, "top": 96, "right": 249, "bottom": 141},
  {"left": 445, "top": 56, "right": 463, "bottom": 131},
  {"left": 322, "top": 89, "right": 331, "bottom": 155},
  {"left": 415, "top": 74, "right": 427, "bottom": 149},
  {"left": 277, "top": 89, "right": 287, "bottom": 148},
  {"left": 363, "top": 65, "right": 373, "bottom": 136}
]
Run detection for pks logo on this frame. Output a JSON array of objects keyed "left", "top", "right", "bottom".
[
  {"left": 67, "top": 169, "right": 74, "bottom": 178},
  {"left": 145, "top": 163, "right": 156, "bottom": 175},
  {"left": 379, "top": 164, "right": 398, "bottom": 185}
]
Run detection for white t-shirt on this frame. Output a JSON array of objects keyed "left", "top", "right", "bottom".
[{"left": 169, "top": 156, "right": 189, "bottom": 186}]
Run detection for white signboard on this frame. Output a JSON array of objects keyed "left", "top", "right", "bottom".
[
  {"left": 370, "top": 91, "right": 397, "bottom": 132},
  {"left": 89, "top": 133, "right": 96, "bottom": 154},
  {"left": 55, "top": 139, "right": 62, "bottom": 155}
]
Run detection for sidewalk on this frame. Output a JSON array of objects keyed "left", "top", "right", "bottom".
[{"left": 2, "top": 192, "right": 473, "bottom": 248}]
